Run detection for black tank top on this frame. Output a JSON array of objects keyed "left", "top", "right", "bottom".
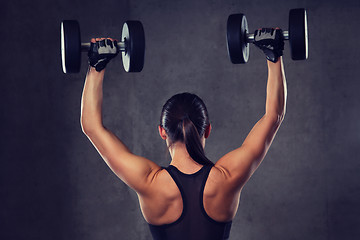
[{"left": 148, "top": 164, "right": 232, "bottom": 240}]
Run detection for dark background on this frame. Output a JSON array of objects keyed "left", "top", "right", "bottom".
[{"left": 1, "top": 0, "right": 359, "bottom": 239}]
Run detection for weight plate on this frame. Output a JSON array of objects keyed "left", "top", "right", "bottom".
[
  {"left": 61, "top": 20, "right": 81, "bottom": 73},
  {"left": 226, "top": 14, "right": 249, "bottom": 64},
  {"left": 289, "top": 8, "right": 308, "bottom": 60},
  {"left": 121, "top": 21, "right": 145, "bottom": 72}
]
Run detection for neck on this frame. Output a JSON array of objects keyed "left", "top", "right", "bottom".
[{"left": 169, "top": 142, "right": 203, "bottom": 174}]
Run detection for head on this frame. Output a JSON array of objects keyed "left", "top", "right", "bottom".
[{"left": 159, "top": 92, "right": 213, "bottom": 166}]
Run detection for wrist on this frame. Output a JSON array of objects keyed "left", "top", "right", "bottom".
[
  {"left": 88, "top": 65, "right": 105, "bottom": 75},
  {"left": 86, "top": 66, "right": 106, "bottom": 84},
  {"left": 267, "top": 56, "right": 283, "bottom": 66}
]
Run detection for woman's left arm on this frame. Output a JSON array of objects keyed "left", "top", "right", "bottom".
[{"left": 80, "top": 67, "right": 161, "bottom": 195}]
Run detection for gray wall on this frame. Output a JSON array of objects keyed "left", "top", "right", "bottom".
[{"left": 1, "top": 0, "right": 359, "bottom": 239}]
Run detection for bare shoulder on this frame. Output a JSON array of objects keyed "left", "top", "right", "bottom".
[
  {"left": 206, "top": 165, "right": 232, "bottom": 195},
  {"left": 139, "top": 167, "right": 182, "bottom": 225},
  {"left": 150, "top": 168, "right": 179, "bottom": 195},
  {"left": 208, "top": 165, "right": 229, "bottom": 182},
  {"left": 204, "top": 165, "right": 241, "bottom": 222}
]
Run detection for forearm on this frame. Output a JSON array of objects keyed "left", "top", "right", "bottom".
[
  {"left": 80, "top": 67, "right": 105, "bottom": 133},
  {"left": 265, "top": 57, "right": 287, "bottom": 120}
]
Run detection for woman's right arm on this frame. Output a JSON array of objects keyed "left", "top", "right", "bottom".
[{"left": 215, "top": 57, "right": 287, "bottom": 191}]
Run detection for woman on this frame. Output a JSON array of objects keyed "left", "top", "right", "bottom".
[{"left": 81, "top": 28, "right": 286, "bottom": 240}]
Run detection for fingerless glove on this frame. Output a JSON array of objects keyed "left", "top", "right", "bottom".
[
  {"left": 88, "top": 39, "right": 119, "bottom": 72},
  {"left": 254, "top": 28, "right": 284, "bottom": 63}
]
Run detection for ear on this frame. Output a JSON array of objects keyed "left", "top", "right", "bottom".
[
  {"left": 204, "top": 124, "right": 211, "bottom": 139},
  {"left": 158, "top": 125, "right": 167, "bottom": 140}
]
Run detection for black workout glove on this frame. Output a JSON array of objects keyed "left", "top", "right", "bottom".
[
  {"left": 88, "top": 39, "right": 119, "bottom": 72},
  {"left": 254, "top": 28, "right": 284, "bottom": 63}
]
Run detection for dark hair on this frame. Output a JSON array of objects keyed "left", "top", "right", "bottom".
[{"left": 160, "top": 92, "right": 213, "bottom": 166}]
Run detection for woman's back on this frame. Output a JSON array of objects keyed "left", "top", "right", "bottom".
[
  {"left": 145, "top": 164, "right": 232, "bottom": 240},
  {"left": 140, "top": 163, "right": 239, "bottom": 225}
]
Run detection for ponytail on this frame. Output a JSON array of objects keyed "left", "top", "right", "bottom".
[
  {"left": 160, "top": 92, "right": 213, "bottom": 166},
  {"left": 182, "top": 118, "right": 213, "bottom": 166}
]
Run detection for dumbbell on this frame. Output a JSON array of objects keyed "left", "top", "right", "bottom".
[
  {"left": 227, "top": 8, "right": 308, "bottom": 63},
  {"left": 60, "top": 20, "right": 145, "bottom": 73}
]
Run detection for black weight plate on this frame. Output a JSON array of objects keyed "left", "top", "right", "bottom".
[
  {"left": 289, "top": 8, "right": 308, "bottom": 60},
  {"left": 226, "top": 14, "right": 249, "bottom": 64},
  {"left": 61, "top": 20, "right": 81, "bottom": 73},
  {"left": 121, "top": 21, "right": 145, "bottom": 72}
]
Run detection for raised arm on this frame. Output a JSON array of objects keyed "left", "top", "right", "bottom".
[
  {"left": 80, "top": 39, "right": 160, "bottom": 195},
  {"left": 216, "top": 36, "right": 287, "bottom": 190}
]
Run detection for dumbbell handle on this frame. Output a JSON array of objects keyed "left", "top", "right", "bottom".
[
  {"left": 246, "top": 30, "right": 289, "bottom": 43},
  {"left": 81, "top": 42, "right": 126, "bottom": 52}
]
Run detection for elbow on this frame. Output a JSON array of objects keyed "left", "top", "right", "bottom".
[
  {"left": 81, "top": 123, "right": 101, "bottom": 137},
  {"left": 276, "top": 111, "right": 286, "bottom": 125},
  {"left": 81, "top": 124, "right": 104, "bottom": 138},
  {"left": 80, "top": 120, "right": 91, "bottom": 136},
  {"left": 279, "top": 103, "right": 287, "bottom": 122},
  {"left": 80, "top": 118, "right": 97, "bottom": 136},
  {"left": 265, "top": 112, "right": 285, "bottom": 127},
  {"left": 278, "top": 110, "right": 286, "bottom": 123},
  {"left": 80, "top": 114, "right": 103, "bottom": 136},
  {"left": 267, "top": 104, "right": 286, "bottom": 124}
]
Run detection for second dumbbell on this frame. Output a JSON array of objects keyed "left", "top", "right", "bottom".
[{"left": 227, "top": 8, "right": 308, "bottom": 64}]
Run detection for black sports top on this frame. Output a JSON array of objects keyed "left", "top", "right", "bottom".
[{"left": 148, "top": 164, "right": 232, "bottom": 240}]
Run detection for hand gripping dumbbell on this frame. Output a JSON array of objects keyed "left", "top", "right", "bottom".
[
  {"left": 60, "top": 20, "right": 145, "bottom": 73},
  {"left": 227, "top": 8, "right": 308, "bottom": 63}
]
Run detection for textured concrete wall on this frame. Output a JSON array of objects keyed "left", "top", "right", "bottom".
[{"left": 1, "top": 0, "right": 360, "bottom": 239}]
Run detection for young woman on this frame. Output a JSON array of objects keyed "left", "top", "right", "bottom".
[{"left": 81, "top": 28, "right": 286, "bottom": 240}]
